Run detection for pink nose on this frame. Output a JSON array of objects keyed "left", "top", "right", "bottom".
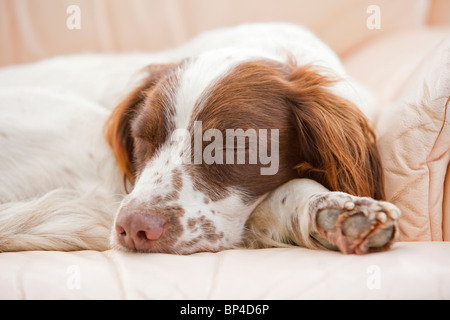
[{"left": 115, "top": 209, "right": 166, "bottom": 251}]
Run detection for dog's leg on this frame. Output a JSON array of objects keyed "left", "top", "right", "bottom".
[
  {"left": 245, "top": 179, "right": 401, "bottom": 254},
  {"left": 0, "top": 189, "right": 118, "bottom": 252}
]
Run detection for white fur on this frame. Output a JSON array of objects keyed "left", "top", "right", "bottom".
[{"left": 245, "top": 179, "right": 330, "bottom": 249}]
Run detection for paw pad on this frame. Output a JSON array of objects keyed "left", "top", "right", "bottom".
[{"left": 311, "top": 193, "right": 401, "bottom": 254}]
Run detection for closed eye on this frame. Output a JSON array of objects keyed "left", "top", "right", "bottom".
[{"left": 133, "top": 136, "right": 156, "bottom": 172}]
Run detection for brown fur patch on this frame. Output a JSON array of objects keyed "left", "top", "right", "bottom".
[
  {"left": 184, "top": 215, "right": 224, "bottom": 245},
  {"left": 104, "top": 63, "right": 182, "bottom": 184},
  {"left": 172, "top": 168, "right": 183, "bottom": 191},
  {"left": 186, "top": 60, "right": 384, "bottom": 202},
  {"left": 187, "top": 61, "right": 301, "bottom": 204}
]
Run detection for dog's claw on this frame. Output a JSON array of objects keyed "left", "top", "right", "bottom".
[
  {"left": 376, "top": 212, "right": 387, "bottom": 223},
  {"left": 344, "top": 201, "right": 355, "bottom": 211}
]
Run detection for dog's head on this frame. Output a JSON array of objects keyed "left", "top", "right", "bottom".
[{"left": 106, "top": 49, "right": 384, "bottom": 254}]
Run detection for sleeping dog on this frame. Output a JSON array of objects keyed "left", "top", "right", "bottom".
[{"left": 0, "top": 23, "right": 400, "bottom": 254}]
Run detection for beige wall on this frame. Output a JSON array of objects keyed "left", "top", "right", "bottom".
[{"left": 1, "top": 0, "right": 447, "bottom": 67}]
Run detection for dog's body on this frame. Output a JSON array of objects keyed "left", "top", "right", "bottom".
[{"left": 0, "top": 23, "right": 400, "bottom": 254}]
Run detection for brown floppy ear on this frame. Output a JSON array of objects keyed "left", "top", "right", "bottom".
[
  {"left": 104, "top": 63, "right": 178, "bottom": 185},
  {"left": 285, "top": 65, "right": 385, "bottom": 200}
]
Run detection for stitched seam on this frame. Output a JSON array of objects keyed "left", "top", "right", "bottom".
[{"left": 426, "top": 95, "right": 449, "bottom": 240}]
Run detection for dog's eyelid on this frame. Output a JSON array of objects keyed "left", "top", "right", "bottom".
[{"left": 131, "top": 119, "right": 152, "bottom": 141}]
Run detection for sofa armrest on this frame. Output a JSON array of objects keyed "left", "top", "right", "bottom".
[{"left": 376, "top": 34, "right": 449, "bottom": 241}]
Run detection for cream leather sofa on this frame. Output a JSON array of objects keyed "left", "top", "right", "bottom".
[{"left": 0, "top": 0, "right": 449, "bottom": 299}]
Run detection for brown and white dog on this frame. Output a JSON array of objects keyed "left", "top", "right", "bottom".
[{"left": 0, "top": 23, "right": 400, "bottom": 254}]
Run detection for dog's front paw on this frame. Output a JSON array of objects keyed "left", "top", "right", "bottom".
[{"left": 309, "top": 193, "right": 401, "bottom": 254}]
